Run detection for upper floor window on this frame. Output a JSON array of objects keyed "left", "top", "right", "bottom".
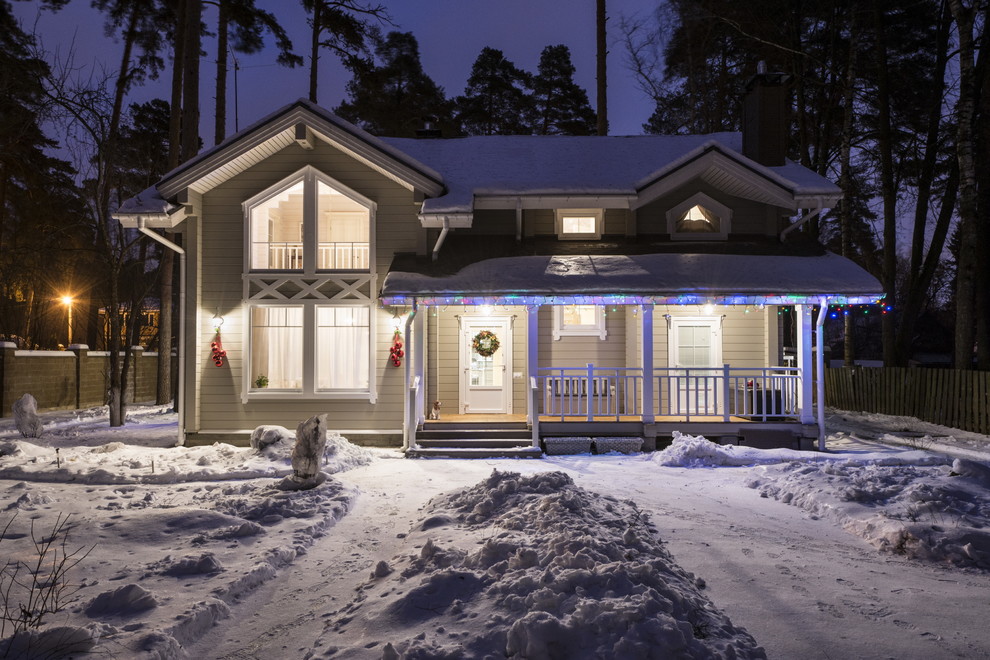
[
  {"left": 666, "top": 192, "right": 730, "bottom": 241},
  {"left": 555, "top": 208, "right": 602, "bottom": 240},
  {"left": 246, "top": 166, "right": 374, "bottom": 272}
]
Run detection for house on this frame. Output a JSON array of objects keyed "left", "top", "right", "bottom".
[{"left": 113, "top": 71, "right": 883, "bottom": 456}]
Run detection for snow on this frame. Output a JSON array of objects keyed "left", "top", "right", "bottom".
[
  {"left": 2, "top": 405, "right": 990, "bottom": 659},
  {"left": 380, "top": 252, "right": 883, "bottom": 303}
]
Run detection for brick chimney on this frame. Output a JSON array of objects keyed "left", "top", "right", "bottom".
[{"left": 741, "top": 62, "right": 792, "bottom": 167}]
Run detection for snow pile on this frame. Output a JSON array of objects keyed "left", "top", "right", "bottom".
[
  {"left": 318, "top": 470, "right": 766, "bottom": 659},
  {"left": 652, "top": 431, "right": 800, "bottom": 467},
  {"left": 747, "top": 455, "right": 990, "bottom": 569}
]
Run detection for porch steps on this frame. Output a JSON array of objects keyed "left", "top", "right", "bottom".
[{"left": 407, "top": 422, "right": 542, "bottom": 459}]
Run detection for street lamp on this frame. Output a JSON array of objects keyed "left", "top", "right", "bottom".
[{"left": 61, "top": 295, "right": 73, "bottom": 345}]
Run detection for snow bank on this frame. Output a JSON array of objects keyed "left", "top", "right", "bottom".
[
  {"left": 320, "top": 470, "right": 766, "bottom": 659},
  {"left": 747, "top": 456, "right": 990, "bottom": 569},
  {"left": 651, "top": 431, "right": 805, "bottom": 467}
]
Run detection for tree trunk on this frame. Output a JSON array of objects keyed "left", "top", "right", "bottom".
[
  {"left": 838, "top": 7, "right": 858, "bottom": 367},
  {"left": 214, "top": 0, "right": 228, "bottom": 145},
  {"left": 873, "top": 1, "right": 897, "bottom": 366},
  {"left": 168, "top": 0, "right": 186, "bottom": 170},
  {"left": 949, "top": 0, "right": 978, "bottom": 369},
  {"left": 974, "top": 5, "right": 990, "bottom": 370},
  {"left": 596, "top": 0, "right": 608, "bottom": 136},
  {"left": 309, "top": 2, "right": 322, "bottom": 103},
  {"left": 181, "top": 0, "right": 202, "bottom": 163}
]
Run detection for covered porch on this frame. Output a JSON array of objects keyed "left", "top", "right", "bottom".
[{"left": 381, "top": 252, "right": 884, "bottom": 456}]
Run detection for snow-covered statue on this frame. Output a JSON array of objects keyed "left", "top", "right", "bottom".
[
  {"left": 13, "top": 393, "right": 43, "bottom": 438},
  {"left": 277, "top": 414, "right": 328, "bottom": 490}
]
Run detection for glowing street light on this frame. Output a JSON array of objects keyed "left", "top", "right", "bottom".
[{"left": 61, "top": 295, "right": 73, "bottom": 345}]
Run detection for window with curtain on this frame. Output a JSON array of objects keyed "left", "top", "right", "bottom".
[
  {"left": 250, "top": 306, "right": 303, "bottom": 390},
  {"left": 676, "top": 204, "right": 721, "bottom": 234},
  {"left": 666, "top": 193, "right": 730, "bottom": 240},
  {"left": 553, "top": 304, "right": 607, "bottom": 339},
  {"left": 316, "top": 306, "right": 370, "bottom": 390}
]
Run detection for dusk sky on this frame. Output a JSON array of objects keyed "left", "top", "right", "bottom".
[{"left": 14, "top": 0, "right": 663, "bottom": 140}]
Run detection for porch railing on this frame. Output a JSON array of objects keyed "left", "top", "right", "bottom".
[
  {"left": 656, "top": 366, "right": 801, "bottom": 421},
  {"left": 539, "top": 365, "right": 643, "bottom": 421},
  {"left": 538, "top": 364, "right": 801, "bottom": 423}
]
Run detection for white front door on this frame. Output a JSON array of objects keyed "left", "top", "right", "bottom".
[
  {"left": 460, "top": 316, "right": 512, "bottom": 414},
  {"left": 669, "top": 317, "right": 722, "bottom": 415}
]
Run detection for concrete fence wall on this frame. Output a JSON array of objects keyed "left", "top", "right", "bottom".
[{"left": 0, "top": 342, "right": 170, "bottom": 416}]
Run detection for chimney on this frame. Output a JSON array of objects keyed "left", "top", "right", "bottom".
[
  {"left": 415, "top": 116, "right": 442, "bottom": 139},
  {"left": 742, "top": 62, "right": 792, "bottom": 167}
]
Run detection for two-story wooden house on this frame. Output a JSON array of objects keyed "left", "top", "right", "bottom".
[{"left": 114, "top": 72, "right": 882, "bottom": 455}]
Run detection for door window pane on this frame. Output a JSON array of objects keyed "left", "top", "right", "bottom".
[{"left": 250, "top": 306, "right": 303, "bottom": 389}]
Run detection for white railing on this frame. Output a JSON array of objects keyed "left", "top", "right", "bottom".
[
  {"left": 318, "top": 243, "right": 370, "bottom": 270},
  {"left": 537, "top": 364, "right": 802, "bottom": 423},
  {"left": 539, "top": 364, "right": 643, "bottom": 421},
  {"left": 656, "top": 366, "right": 801, "bottom": 421},
  {"left": 265, "top": 242, "right": 304, "bottom": 270},
  {"left": 258, "top": 242, "right": 370, "bottom": 270}
]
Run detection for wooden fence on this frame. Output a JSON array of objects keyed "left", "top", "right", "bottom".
[{"left": 825, "top": 367, "right": 990, "bottom": 435}]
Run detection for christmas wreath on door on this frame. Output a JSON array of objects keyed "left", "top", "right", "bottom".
[{"left": 471, "top": 330, "right": 500, "bottom": 357}]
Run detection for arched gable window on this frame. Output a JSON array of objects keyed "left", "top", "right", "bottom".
[
  {"left": 244, "top": 166, "right": 374, "bottom": 272},
  {"left": 665, "top": 192, "right": 731, "bottom": 241}
]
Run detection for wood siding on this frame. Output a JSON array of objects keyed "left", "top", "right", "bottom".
[
  {"left": 636, "top": 181, "right": 787, "bottom": 236},
  {"left": 192, "top": 138, "right": 420, "bottom": 434}
]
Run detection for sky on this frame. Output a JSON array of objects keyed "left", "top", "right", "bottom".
[
  {"left": 13, "top": 0, "right": 664, "bottom": 141},
  {"left": 1, "top": 404, "right": 989, "bottom": 657}
]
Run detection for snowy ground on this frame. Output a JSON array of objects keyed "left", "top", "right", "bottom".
[{"left": 1, "top": 406, "right": 989, "bottom": 659}]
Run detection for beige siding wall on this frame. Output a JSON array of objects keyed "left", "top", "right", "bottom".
[
  {"left": 538, "top": 306, "right": 627, "bottom": 370},
  {"left": 637, "top": 182, "right": 787, "bottom": 236},
  {"left": 192, "top": 139, "right": 420, "bottom": 435}
]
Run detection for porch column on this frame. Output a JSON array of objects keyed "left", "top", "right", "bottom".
[
  {"left": 641, "top": 304, "right": 655, "bottom": 423},
  {"left": 526, "top": 305, "right": 540, "bottom": 445},
  {"left": 796, "top": 304, "right": 815, "bottom": 424},
  {"left": 414, "top": 308, "right": 426, "bottom": 426}
]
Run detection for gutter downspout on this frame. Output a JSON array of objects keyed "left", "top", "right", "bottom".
[
  {"left": 138, "top": 220, "right": 186, "bottom": 445},
  {"left": 815, "top": 297, "right": 830, "bottom": 451},
  {"left": 780, "top": 199, "right": 824, "bottom": 242},
  {"left": 403, "top": 304, "right": 418, "bottom": 451},
  {"left": 432, "top": 217, "right": 450, "bottom": 262}
]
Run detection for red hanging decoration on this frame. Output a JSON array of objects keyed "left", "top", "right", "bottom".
[
  {"left": 389, "top": 329, "right": 404, "bottom": 367},
  {"left": 211, "top": 333, "right": 227, "bottom": 367}
]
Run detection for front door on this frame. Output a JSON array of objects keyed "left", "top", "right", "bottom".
[
  {"left": 460, "top": 316, "right": 512, "bottom": 414},
  {"left": 669, "top": 317, "right": 722, "bottom": 415}
]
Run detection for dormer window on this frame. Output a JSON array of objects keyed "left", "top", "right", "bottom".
[
  {"left": 666, "top": 193, "right": 730, "bottom": 240},
  {"left": 245, "top": 166, "right": 374, "bottom": 272},
  {"left": 556, "top": 208, "right": 602, "bottom": 240}
]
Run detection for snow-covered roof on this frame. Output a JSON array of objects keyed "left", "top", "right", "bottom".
[
  {"left": 380, "top": 252, "right": 883, "bottom": 305},
  {"left": 382, "top": 134, "right": 841, "bottom": 216}
]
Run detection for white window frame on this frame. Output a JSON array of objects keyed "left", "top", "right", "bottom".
[
  {"left": 555, "top": 208, "right": 603, "bottom": 240},
  {"left": 242, "top": 301, "right": 377, "bottom": 403},
  {"left": 553, "top": 305, "right": 607, "bottom": 340},
  {"left": 243, "top": 165, "right": 376, "bottom": 274},
  {"left": 665, "top": 192, "right": 731, "bottom": 241}
]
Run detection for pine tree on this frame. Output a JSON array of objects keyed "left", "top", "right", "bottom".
[
  {"left": 455, "top": 47, "right": 532, "bottom": 136},
  {"left": 531, "top": 45, "right": 596, "bottom": 135},
  {"left": 336, "top": 31, "right": 452, "bottom": 137}
]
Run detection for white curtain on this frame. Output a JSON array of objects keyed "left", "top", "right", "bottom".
[
  {"left": 317, "top": 306, "right": 369, "bottom": 390},
  {"left": 251, "top": 306, "right": 303, "bottom": 389}
]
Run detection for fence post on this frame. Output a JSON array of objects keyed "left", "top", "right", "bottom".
[{"left": 0, "top": 342, "right": 14, "bottom": 415}]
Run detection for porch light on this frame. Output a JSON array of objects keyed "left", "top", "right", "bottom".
[
  {"left": 390, "top": 312, "right": 404, "bottom": 332},
  {"left": 702, "top": 303, "right": 715, "bottom": 315},
  {"left": 480, "top": 304, "right": 494, "bottom": 316},
  {"left": 211, "top": 311, "right": 224, "bottom": 332}
]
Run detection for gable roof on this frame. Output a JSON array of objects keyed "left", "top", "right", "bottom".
[
  {"left": 114, "top": 99, "right": 445, "bottom": 224},
  {"left": 383, "top": 134, "right": 841, "bottom": 219}
]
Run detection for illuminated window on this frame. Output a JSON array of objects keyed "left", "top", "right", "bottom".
[
  {"left": 245, "top": 166, "right": 374, "bottom": 271},
  {"left": 555, "top": 208, "right": 602, "bottom": 240},
  {"left": 250, "top": 306, "right": 303, "bottom": 391},
  {"left": 553, "top": 305, "right": 607, "bottom": 340},
  {"left": 666, "top": 193, "right": 731, "bottom": 240}
]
